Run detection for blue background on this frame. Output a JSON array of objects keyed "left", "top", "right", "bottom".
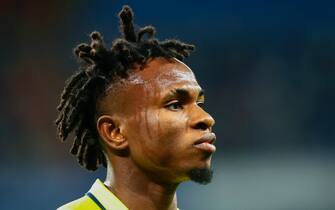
[{"left": 1, "top": 0, "right": 334, "bottom": 209}]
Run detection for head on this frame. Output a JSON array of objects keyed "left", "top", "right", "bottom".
[{"left": 56, "top": 5, "right": 216, "bottom": 185}]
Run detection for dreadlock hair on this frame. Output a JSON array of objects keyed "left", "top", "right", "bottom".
[{"left": 56, "top": 5, "right": 195, "bottom": 171}]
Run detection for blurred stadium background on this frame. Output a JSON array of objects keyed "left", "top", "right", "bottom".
[{"left": 1, "top": 0, "right": 334, "bottom": 209}]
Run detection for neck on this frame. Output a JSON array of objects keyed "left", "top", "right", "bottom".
[{"left": 104, "top": 156, "right": 179, "bottom": 210}]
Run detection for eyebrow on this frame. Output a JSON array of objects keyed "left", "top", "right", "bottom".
[{"left": 163, "top": 88, "right": 204, "bottom": 102}]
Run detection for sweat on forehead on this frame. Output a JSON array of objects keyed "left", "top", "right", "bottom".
[
  {"left": 132, "top": 57, "right": 195, "bottom": 82},
  {"left": 107, "top": 57, "right": 197, "bottom": 92}
]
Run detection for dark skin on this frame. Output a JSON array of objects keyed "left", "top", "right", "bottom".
[{"left": 97, "top": 57, "right": 215, "bottom": 210}]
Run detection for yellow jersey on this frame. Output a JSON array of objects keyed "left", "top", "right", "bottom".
[
  {"left": 57, "top": 179, "right": 181, "bottom": 210},
  {"left": 57, "top": 179, "right": 128, "bottom": 210}
]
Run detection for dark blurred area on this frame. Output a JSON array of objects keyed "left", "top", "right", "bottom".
[{"left": 1, "top": 0, "right": 334, "bottom": 209}]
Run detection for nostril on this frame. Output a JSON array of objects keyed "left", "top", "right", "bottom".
[{"left": 194, "top": 122, "right": 209, "bottom": 130}]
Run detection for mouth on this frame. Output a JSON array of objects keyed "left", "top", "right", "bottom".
[{"left": 193, "top": 133, "right": 216, "bottom": 153}]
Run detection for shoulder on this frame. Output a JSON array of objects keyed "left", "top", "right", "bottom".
[{"left": 57, "top": 195, "right": 100, "bottom": 210}]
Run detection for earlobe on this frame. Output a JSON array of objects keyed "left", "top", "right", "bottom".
[{"left": 97, "top": 115, "right": 128, "bottom": 150}]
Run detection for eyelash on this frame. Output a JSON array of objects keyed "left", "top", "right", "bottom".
[
  {"left": 165, "top": 101, "right": 183, "bottom": 110},
  {"left": 165, "top": 100, "right": 205, "bottom": 111},
  {"left": 197, "top": 101, "right": 205, "bottom": 108}
]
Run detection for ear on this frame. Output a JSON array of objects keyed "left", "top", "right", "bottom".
[{"left": 97, "top": 115, "right": 128, "bottom": 151}]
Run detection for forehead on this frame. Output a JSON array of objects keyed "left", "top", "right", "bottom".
[
  {"left": 101, "top": 58, "right": 201, "bottom": 115},
  {"left": 127, "top": 58, "right": 199, "bottom": 91}
]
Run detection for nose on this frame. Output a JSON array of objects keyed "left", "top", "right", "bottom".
[{"left": 190, "top": 108, "right": 215, "bottom": 131}]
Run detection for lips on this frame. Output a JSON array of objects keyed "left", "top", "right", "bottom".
[{"left": 193, "top": 133, "right": 216, "bottom": 153}]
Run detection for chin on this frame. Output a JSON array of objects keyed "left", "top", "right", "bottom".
[
  {"left": 178, "top": 155, "right": 214, "bottom": 184},
  {"left": 187, "top": 167, "right": 213, "bottom": 185}
]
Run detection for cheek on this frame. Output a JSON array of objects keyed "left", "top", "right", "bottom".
[
  {"left": 148, "top": 109, "right": 188, "bottom": 144},
  {"left": 127, "top": 109, "right": 189, "bottom": 167}
]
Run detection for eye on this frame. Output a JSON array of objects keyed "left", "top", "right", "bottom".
[
  {"left": 197, "top": 101, "right": 205, "bottom": 109},
  {"left": 165, "top": 101, "right": 183, "bottom": 111}
]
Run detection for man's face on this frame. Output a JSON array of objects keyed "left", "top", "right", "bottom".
[{"left": 102, "top": 57, "right": 215, "bottom": 184}]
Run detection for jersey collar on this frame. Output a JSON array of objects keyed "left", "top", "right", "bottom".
[
  {"left": 87, "top": 178, "right": 180, "bottom": 210},
  {"left": 87, "top": 179, "right": 129, "bottom": 210}
]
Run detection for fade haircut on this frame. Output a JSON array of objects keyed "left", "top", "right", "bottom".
[{"left": 55, "top": 5, "right": 195, "bottom": 171}]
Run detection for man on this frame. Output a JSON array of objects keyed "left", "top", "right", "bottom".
[{"left": 56, "top": 5, "right": 216, "bottom": 210}]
